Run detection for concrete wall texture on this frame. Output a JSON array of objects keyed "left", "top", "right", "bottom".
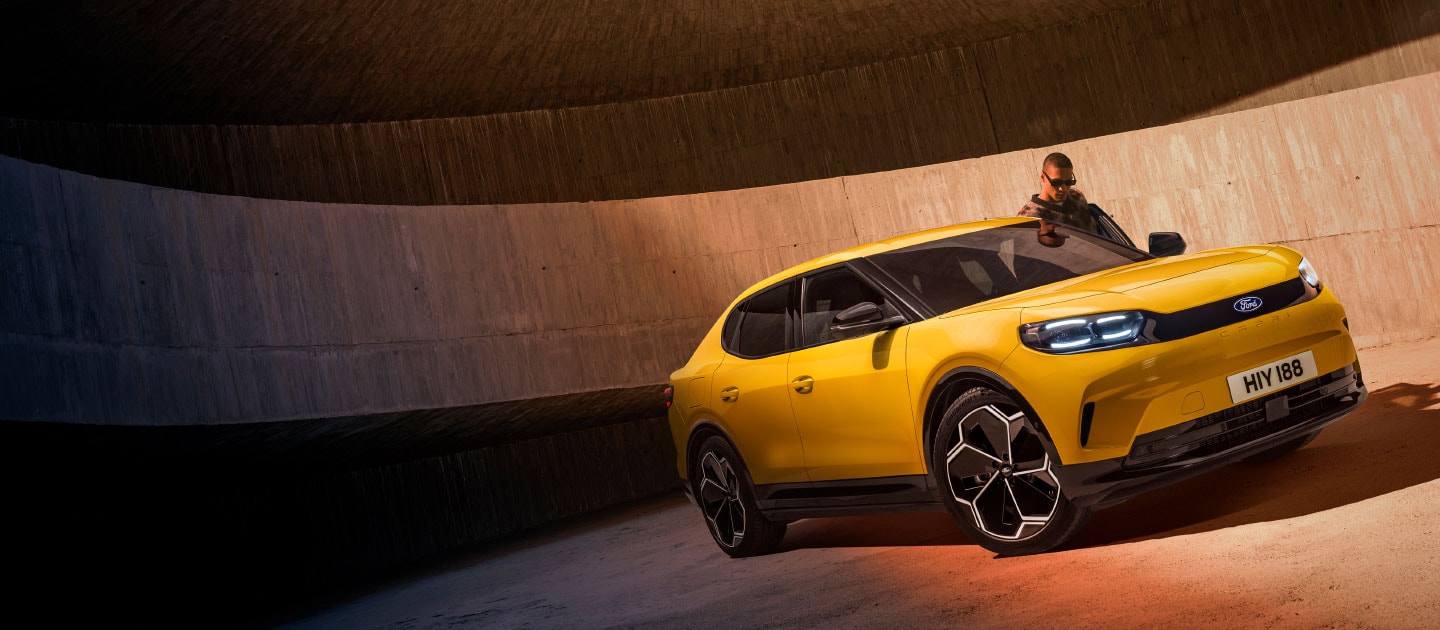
[
  {"left": 3, "top": 0, "right": 1438, "bottom": 205},
  {"left": 5, "top": 71, "right": 1439, "bottom": 430}
]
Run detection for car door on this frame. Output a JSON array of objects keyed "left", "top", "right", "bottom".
[
  {"left": 786, "top": 266, "right": 923, "bottom": 482},
  {"left": 1088, "top": 203, "right": 1137, "bottom": 248},
  {"left": 711, "top": 280, "right": 811, "bottom": 485},
  {"left": 1089, "top": 202, "right": 1187, "bottom": 256}
]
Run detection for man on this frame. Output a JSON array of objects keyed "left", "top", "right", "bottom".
[{"left": 1019, "top": 152, "right": 1097, "bottom": 246}]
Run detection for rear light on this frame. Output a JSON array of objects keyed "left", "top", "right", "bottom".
[{"left": 663, "top": 386, "right": 674, "bottom": 408}]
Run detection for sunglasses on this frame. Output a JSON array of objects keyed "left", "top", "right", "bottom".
[{"left": 1042, "top": 173, "right": 1077, "bottom": 188}]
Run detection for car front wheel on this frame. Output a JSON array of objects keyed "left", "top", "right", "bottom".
[
  {"left": 933, "top": 387, "right": 1090, "bottom": 555},
  {"left": 692, "top": 435, "right": 786, "bottom": 557}
]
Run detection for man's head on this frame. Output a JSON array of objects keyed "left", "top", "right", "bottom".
[{"left": 1038, "top": 152, "right": 1076, "bottom": 203}]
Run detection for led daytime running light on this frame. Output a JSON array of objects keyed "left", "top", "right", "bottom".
[
  {"left": 1020, "top": 311, "right": 1149, "bottom": 354},
  {"left": 1298, "top": 257, "right": 1322, "bottom": 289}
]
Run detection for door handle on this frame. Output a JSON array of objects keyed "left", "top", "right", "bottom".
[
  {"left": 791, "top": 376, "right": 814, "bottom": 394},
  {"left": 719, "top": 387, "right": 740, "bottom": 403}
]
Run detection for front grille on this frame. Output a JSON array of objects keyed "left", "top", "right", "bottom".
[
  {"left": 1124, "top": 364, "right": 1361, "bottom": 469},
  {"left": 1148, "top": 277, "right": 1318, "bottom": 342}
]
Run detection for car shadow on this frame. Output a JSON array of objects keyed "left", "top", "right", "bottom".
[
  {"left": 1069, "top": 380, "right": 1440, "bottom": 548},
  {"left": 778, "top": 511, "right": 973, "bottom": 550},
  {"left": 778, "top": 381, "right": 1439, "bottom": 553}
]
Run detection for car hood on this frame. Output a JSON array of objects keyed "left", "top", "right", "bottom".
[{"left": 938, "top": 245, "right": 1280, "bottom": 317}]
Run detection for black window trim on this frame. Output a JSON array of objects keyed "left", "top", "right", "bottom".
[
  {"left": 794, "top": 262, "right": 919, "bottom": 351},
  {"left": 849, "top": 257, "right": 934, "bottom": 320},
  {"left": 720, "top": 260, "right": 928, "bottom": 359},
  {"left": 1088, "top": 203, "right": 1143, "bottom": 252}
]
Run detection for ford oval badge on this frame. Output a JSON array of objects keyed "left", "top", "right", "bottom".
[{"left": 1234, "top": 297, "right": 1263, "bottom": 313}]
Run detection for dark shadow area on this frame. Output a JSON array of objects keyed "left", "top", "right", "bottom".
[
  {"left": 779, "top": 511, "right": 970, "bottom": 551},
  {"left": 0, "top": 385, "right": 666, "bottom": 469},
  {"left": 1, "top": 0, "right": 1436, "bottom": 205},
  {"left": 2, "top": 451, "right": 305, "bottom": 626},
  {"left": 1071, "top": 381, "right": 1440, "bottom": 548},
  {"left": 254, "top": 492, "right": 694, "bottom": 628},
  {"left": 0, "top": 0, "right": 1139, "bottom": 125},
  {"left": 0, "top": 415, "right": 676, "bottom": 627}
]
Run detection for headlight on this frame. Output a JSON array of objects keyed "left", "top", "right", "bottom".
[
  {"left": 1298, "top": 257, "right": 1322, "bottom": 289},
  {"left": 1019, "top": 311, "right": 1150, "bottom": 354}
]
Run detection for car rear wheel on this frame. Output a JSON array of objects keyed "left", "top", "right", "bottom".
[
  {"left": 933, "top": 387, "right": 1090, "bottom": 555},
  {"left": 1243, "top": 429, "right": 1323, "bottom": 463},
  {"left": 692, "top": 435, "right": 786, "bottom": 557}
]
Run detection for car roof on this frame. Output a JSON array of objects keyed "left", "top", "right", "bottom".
[{"left": 735, "top": 216, "right": 1037, "bottom": 301}]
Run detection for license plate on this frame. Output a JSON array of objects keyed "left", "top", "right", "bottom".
[{"left": 1227, "top": 350, "right": 1319, "bottom": 404}]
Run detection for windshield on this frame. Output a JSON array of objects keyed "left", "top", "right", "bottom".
[{"left": 866, "top": 222, "right": 1151, "bottom": 314}]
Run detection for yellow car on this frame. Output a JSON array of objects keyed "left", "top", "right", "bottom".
[{"left": 666, "top": 217, "right": 1367, "bottom": 556}]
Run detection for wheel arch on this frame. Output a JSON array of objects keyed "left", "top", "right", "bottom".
[
  {"left": 922, "top": 366, "right": 1060, "bottom": 467},
  {"left": 684, "top": 420, "right": 736, "bottom": 482}
]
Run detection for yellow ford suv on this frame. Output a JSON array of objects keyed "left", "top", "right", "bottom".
[{"left": 667, "top": 217, "right": 1366, "bottom": 556}]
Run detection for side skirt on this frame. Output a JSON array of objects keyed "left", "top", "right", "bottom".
[{"left": 754, "top": 474, "right": 945, "bottom": 521}]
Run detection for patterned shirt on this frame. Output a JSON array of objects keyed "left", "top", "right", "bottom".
[{"left": 1018, "top": 190, "right": 1098, "bottom": 234}]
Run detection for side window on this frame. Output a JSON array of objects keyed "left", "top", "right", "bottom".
[
  {"left": 723, "top": 281, "right": 793, "bottom": 358},
  {"left": 1092, "top": 212, "right": 1121, "bottom": 242},
  {"left": 801, "top": 268, "right": 891, "bottom": 346},
  {"left": 1088, "top": 203, "right": 1137, "bottom": 249}
]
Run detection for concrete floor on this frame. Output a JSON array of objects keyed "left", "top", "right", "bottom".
[{"left": 281, "top": 339, "right": 1440, "bottom": 629}]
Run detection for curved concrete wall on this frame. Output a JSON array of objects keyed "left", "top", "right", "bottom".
[
  {"left": 4, "top": 71, "right": 1438, "bottom": 429},
  {"left": 0, "top": 0, "right": 1140, "bottom": 123},
  {"left": 3, "top": 0, "right": 1438, "bottom": 205}
]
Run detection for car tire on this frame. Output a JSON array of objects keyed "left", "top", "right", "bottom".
[
  {"left": 691, "top": 435, "right": 786, "bottom": 557},
  {"left": 932, "top": 387, "right": 1090, "bottom": 555},
  {"left": 1243, "top": 429, "right": 1322, "bottom": 463}
]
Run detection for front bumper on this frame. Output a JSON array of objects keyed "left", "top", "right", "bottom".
[{"left": 1055, "top": 361, "right": 1367, "bottom": 509}]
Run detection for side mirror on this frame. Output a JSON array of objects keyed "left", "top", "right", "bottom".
[
  {"left": 1148, "top": 232, "right": 1187, "bottom": 257},
  {"left": 829, "top": 302, "right": 905, "bottom": 341}
]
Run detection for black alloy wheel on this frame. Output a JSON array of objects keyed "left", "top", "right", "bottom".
[
  {"left": 933, "top": 387, "right": 1091, "bottom": 555},
  {"left": 692, "top": 435, "right": 786, "bottom": 557}
]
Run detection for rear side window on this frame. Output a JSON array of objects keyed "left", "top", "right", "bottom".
[{"left": 722, "top": 281, "right": 793, "bottom": 358}]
